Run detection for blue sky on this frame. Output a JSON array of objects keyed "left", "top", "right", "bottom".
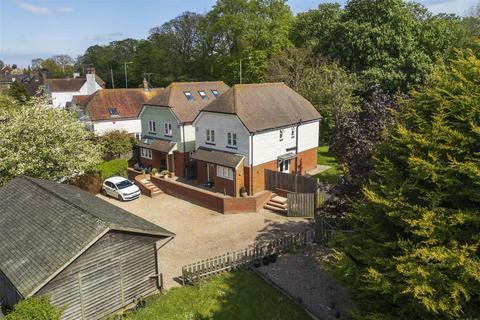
[{"left": 1, "top": 0, "right": 478, "bottom": 68}]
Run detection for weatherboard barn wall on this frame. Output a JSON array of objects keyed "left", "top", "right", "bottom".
[
  {"left": 37, "top": 231, "right": 162, "bottom": 320},
  {"left": 0, "top": 270, "right": 21, "bottom": 309}
]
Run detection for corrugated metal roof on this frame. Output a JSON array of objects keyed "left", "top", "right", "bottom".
[
  {"left": 201, "top": 83, "right": 321, "bottom": 133},
  {"left": 0, "top": 177, "right": 174, "bottom": 298}
]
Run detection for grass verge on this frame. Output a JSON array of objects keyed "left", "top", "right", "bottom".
[
  {"left": 123, "top": 269, "right": 311, "bottom": 320},
  {"left": 315, "top": 145, "right": 343, "bottom": 185}
]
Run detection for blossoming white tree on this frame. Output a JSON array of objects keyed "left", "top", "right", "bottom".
[{"left": 0, "top": 96, "right": 102, "bottom": 186}]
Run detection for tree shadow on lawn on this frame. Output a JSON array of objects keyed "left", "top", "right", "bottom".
[{"left": 126, "top": 269, "right": 311, "bottom": 320}]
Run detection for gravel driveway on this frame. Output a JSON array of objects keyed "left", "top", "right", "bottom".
[{"left": 98, "top": 194, "right": 312, "bottom": 288}]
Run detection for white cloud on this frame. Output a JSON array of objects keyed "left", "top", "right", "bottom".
[
  {"left": 16, "top": 1, "right": 74, "bottom": 15},
  {"left": 84, "top": 33, "right": 124, "bottom": 41}
]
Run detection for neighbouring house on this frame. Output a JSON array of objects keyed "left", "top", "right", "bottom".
[
  {"left": 0, "top": 65, "right": 31, "bottom": 91},
  {"left": 71, "top": 85, "right": 163, "bottom": 136},
  {"left": 0, "top": 177, "right": 174, "bottom": 320},
  {"left": 192, "top": 83, "right": 321, "bottom": 197},
  {"left": 137, "top": 81, "right": 229, "bottom": 178},
  {"left": 45, "top": 68, "right": 105, "bottom": 108}
]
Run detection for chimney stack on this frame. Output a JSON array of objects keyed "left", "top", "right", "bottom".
[
  {"left": 143, "top": 78, "right": 150, "bottom": 92},
  {"left": 86, "top": 67, "right": 96, "bottom": 95}
]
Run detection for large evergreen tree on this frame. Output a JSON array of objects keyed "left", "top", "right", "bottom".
[{"left": 330, "top": 51, "right": 480, "bottom": 319}]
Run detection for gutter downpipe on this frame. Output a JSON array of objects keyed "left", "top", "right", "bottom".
[
  {"left": 249, "top": 133, "right": 255, "bottom": 196},
  {"left": 295, "top": 119, "right": 302, "bottom": 175},
  {"left": 182, "top": 124, "right": 187, "bottom": 177}
]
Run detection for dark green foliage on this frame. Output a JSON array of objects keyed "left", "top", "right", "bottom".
[
  {"left": 96, "top": 159, "right": 128, "bottom": 180},
  {"left": 5, "top": 296, "right": 63, "bottom": 320},
  {"left": 7, "top": 81, "right": 29, "bottom": 103},
  {"left": 291, "top": 0, "right": 463, "bottom": 92},
  {"left": 100, "top": 130, "right": 134, "bottom": 157},
  {"left": 329, "top": 52, "right": 480, "bottom": 319}
]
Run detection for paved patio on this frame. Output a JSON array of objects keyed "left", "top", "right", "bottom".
[{"left": 98, "top": 194, "right": 313, "bottom": 288}]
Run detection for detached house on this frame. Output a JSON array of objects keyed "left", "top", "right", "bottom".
[
  {"left": 45, "top": 68, "right": 105, "bottom": 108},
  {"left": 137, "top": 81, "right": 229, "bottom": 178},
  {"left": 71, "top": 86, "right": 162, "bottom": 136},
  {"left": 192, "top": 83, "right": 321, "bottom": 197}
]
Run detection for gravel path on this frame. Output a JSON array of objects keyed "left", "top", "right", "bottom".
[
  {"left": 99, "top": 194, "right": 313, "bottom": 289},
  {"left": 257, "top": 248, "right": 351, "bottom": 320}
]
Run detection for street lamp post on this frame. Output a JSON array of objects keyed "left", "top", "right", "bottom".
[
  {"left": 239, "top": 56, "right": 252, "bottom": 84},
  {"left": 124, "top": 61, "right": 133, "bottom": 88}
]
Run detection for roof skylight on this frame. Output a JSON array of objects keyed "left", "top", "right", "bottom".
[
  {"left": 212, "top": 90, "right": 220, "bottom": 97},
  {"left": 198, "top": 90, "right": 208, "bottom": 100},
  {"left": 108, "top": 107, "right": 119, "bottom": 116},
  {"left": 184, "top": 91, "right": 194, "bottom": 101}
]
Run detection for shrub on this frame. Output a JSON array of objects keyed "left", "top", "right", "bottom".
[
  {"left": 100, "top": 130, "right": 134, "bottom": 158},
  {"left": 5, "top": 296, "right": 63, "bottom": 320},
  {"left": 66, "top": 172, "right": 103, "bottom": 194},
  {"left": 96, "top": 159, "right": 128, "bottom": 180}
]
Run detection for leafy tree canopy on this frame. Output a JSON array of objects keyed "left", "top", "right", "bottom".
[
  {"left": 7, "top": 81, "right": 30, "bottom": 103},
  {"left": 266, "top": 47, "right": 360, "bottom": 141},
  {"left": 330, "top": 51, "right": 480, "bottom": 319},
  {"left": 100, "top": 130, "right": 134, "bottom": 157},
  {"left": 0, "top": 96, "right": 102, "bottom": 186}
]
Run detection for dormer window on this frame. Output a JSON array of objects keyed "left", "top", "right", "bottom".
[
  {"left": 108, "top": 107, "right": 119, "bottom": 117},
  {"left": 184, "top": 91, "right": 194, "bottom": 101},
  {"left": 198, "top": 90, "right": 208, "bottom": 100},
  {"left": 211, "top": 90, "right": 220, "bottom": 97}
]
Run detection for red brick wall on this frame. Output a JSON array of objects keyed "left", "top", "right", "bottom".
[
  {"left": 150, "top": 175, "right": 271, "bottom": 214},
  {"left": 173, "top": 151, "right": 190, "bottom": 178},
  {"left": 196, "top": 160, "right": 244, "bottom": 197},
  {"left": 296, "top": 147, "right": 318, "bottom": 174},
  {"left": 139, "top": 150, "right": 165, "bottom": 171},
  {"left": 243, "top": 147, "right": 318, "bottom": 195}
]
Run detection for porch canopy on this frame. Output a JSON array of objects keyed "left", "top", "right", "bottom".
[
  {"left": 277, "top": 152, "right": 297, "bottom": 161},
  {"left": 137, "top": 136, "right": 177, "bottom": 153},
  {"left": 191, "top": 147, "right": 244, "bottom": 168}
]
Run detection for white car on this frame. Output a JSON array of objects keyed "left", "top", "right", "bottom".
[{"left": 102, "top": 176, "right": 141, "bottom": 201}]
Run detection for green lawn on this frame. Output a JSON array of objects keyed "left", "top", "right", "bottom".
[
  {"left": 315, "top": 145, "right": 343, "bottom": 185},
  {"left": 123, "top": 269, "right": 311, "bottom": 320}
]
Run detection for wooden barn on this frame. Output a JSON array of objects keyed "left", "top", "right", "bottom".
[{"left": 0, "top": 177, "right": 174, "bottom": 319}]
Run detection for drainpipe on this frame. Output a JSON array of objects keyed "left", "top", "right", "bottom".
[
  {"left": 249, "top": 133, "right": 254, "bottom": 196},
  {"left": 295, "top": 119, "right": 302, "bottom": 175},
  {"left": 182, "top": 124, "right": 187, "bottom": 177}
]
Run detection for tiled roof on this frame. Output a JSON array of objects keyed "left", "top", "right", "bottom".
[
  {"left": 137, "top": 137, "right": 177, "bottom": 153},
  {"left": 144, "top": 82, "right": 229, "bottom": 124},
  {"left": 0, "top": 177, "right": 174, "bottom": 298},
  {"left": 201, "top": 83, "right": 321, "bottom": 133},
  {"left": 191, "top": 147, "right": 245, "bottom": 168},
  {"left": 71, "top": 94, "right": 92, "bottom": 106},
  {"left": 46, "top": 75, "right": 105, "bottom": 92},
  {"left": 84, "top": 88, "right": 163, "bottom": 121}
]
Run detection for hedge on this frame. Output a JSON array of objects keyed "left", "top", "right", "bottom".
[
  {"left": 5, "top": 296, "right": 63, "bottom": 320},
  {"left": 95, "top": 159, "right": 128, "bottom": 180}
]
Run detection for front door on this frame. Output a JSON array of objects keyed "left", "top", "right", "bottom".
[
  {"left": 207, "top": 164, "right": 216, "bottom": 183},
  {"left": 278, "top": 159, "right": 290, "bottom": 173}
]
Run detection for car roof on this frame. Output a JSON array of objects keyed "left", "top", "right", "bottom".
[{"left": 105, "top": 176, "right": 128, "bottom": 184}]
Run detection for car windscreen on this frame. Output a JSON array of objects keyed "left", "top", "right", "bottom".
[{"left": 116, "top": 180, "right": 133, "bottom": 189}]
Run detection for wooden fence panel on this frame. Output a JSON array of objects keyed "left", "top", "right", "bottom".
[
  {"left": 287, "top": 193, "right": 315, "bottom": 217},
  {"left": 264, "top": 170, "right": 318, "bottom": 194},
  {"left": 181, "top": 230, "right": 313, "bottom": 284}
]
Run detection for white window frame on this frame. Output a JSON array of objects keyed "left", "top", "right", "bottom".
[
  {"left": 206, "top": 129, "right": 215, "bottom": 143},
  {"left": 227, "top": 132, "right": 237, "bottom": 147},
  {"left": 278, "top": 159, "right": 290, "bottom": 173},
  {"left": 217, "top": 165, "right": 234, "bottom": 180},
  {"left": 291, "top": 127, "right": 295, "bottom": 139},
  {"left": 148, "top": 120, "right": 156, "bottom": 133},
  {"left": 164, "top": 122, "right": 172, "bottom": 136},
  {"left": 141, "top": 148, "right": 152, "bottom": 159},
  {"left": 279, "top": 129, "right": 284, "bottom": 141}
]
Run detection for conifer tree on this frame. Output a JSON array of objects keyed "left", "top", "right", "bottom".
[{"left": 330, "top": 51, "right": 480, "bottom": 319}]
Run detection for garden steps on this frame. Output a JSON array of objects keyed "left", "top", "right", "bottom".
[
  {"left": 264, "top": 195, "right": 288, "bottom": 214},
  {"left": 139, "top": 179, "right": 163, "bottom": 197}
]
